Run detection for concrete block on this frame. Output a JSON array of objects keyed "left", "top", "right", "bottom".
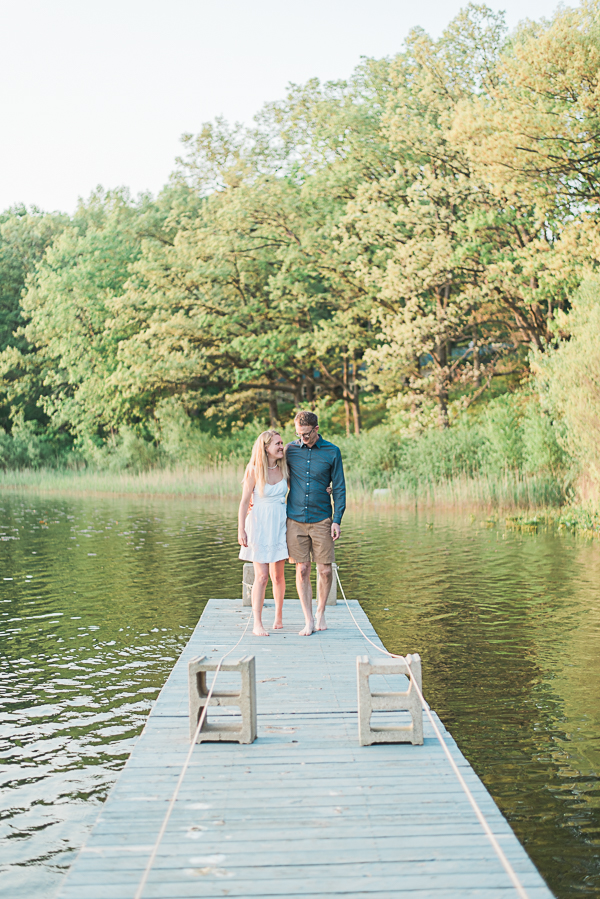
[
  {"left": 242, "top": 563, "right": 254, "bottom": 607},
  {"left": 357, "top": 654, "right": 423, "bottom": 746},
  {"left": 316, "top": 562, "right": 338, "bottom": 605},
  {"left": 188, "top": 655, "right": 257, "bottom": 744}
]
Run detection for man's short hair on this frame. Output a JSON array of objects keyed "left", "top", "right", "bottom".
[{"left": 294, "top": 410, "right": 318, "bottom": 428}]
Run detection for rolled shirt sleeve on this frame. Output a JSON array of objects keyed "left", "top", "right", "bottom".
[{"left": 330, "top": 446, "right": 346, "bottom": 525}]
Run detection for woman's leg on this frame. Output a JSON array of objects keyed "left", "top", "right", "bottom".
[
  {"left": 270, "top": 560, "right": 285, "bottom": 629},
  {"left": 251, "top": 562, "right": 270, "bottom": 636}
]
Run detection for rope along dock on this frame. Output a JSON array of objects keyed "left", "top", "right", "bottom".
[{"left": 57, "top": 595, "right": 554, "bottom": 899}]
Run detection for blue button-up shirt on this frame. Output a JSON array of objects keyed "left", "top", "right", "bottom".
[{"left": 286, "top": 435, "right": 346, "bottom": 525}]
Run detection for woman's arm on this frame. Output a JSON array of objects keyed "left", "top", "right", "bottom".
[{"left": 238, "top": 468, "right": 256, "bottom": 547}]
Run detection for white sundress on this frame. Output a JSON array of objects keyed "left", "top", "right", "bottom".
[{"left": 239, "top": 478, "right": 289, "bottom": 564}]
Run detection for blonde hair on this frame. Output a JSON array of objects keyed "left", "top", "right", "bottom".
[{"left": 245, "top": 430, "right": 288, "bottom": 496}]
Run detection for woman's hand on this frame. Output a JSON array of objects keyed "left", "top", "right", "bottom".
[
  {"left": 238, "top": 466, "right": 256, "bottom": 548},
  {"left": 326, "top": 485, "right": 333, "bottom": 495}
]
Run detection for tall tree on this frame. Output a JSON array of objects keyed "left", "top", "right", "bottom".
[
  {"left": 0, "top": 190, "right": 155, "bottom": 445},
  {"left": 452, "top": 1, "right": 600, "bottom": 209},
  {"left": 340, "top": 5, "right": 583, "bottom": 427},
  {"left": 0, "top": 206, "right": 69, "bottom": 431}
]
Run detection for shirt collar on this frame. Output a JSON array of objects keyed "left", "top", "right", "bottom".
[{"left": 297, "top": 434, "right": 323, "bottom": 449}]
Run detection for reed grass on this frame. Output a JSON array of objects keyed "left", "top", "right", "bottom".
[
  {"left": 347, "top": 470, "right": 564, "bottom": 511},
  {"left": 0, "top": 464, "right": 564, "bottom": 513},
  {"left": 0, "top": 465, "right": 245, "bottom": 499}
]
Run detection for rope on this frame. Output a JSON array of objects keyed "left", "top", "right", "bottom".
[
  {"left": 133, "top": 610, "right": 253, "bottom": 899},
  {"left": 334, "top": 568, "right": 530, "bottom": 899}
]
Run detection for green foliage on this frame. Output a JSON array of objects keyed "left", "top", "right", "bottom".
[
  {"left": 309, "top": 399, "right": 567, "bottom": 495},
  {"left": 0, "top": 206, "right": 70, "bottom": 432},
  {"left": 482, "top": 395, "right": 523, "bottom": 472},
  {"left": 151, "top": 399, "right": 259, "bottom": 467},
  {"left": 521, "top": 406, "right": 567, "bottom": 479},
  {"left": 480, "top": 393, "right": 569, "bottom": 479},
  {"left": 532, "top": 276, "right": 600, "bottom": 496},
  {"left": 0, "top": 412, "right": 75, "bottom": 470},
  {"left": 0, "top": 2, "right": 597, "bottom": 513},
  {"left": 11, "top": 189, "right": 154, "bottom": 439},
  {"left": 399, "top": 426, "right": 484, "bottom": 486},
  {"left": 0, "top": 206, "right": 69, "bottom": 354}
]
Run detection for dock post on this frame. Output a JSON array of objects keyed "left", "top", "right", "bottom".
[
  {"left": 357, "top": 653, "right": 423, "bottom": 746},
  {"left": 244, "top": 561, "right": 337, "bottom": 605},
  {"left": 188, "top": 655, "right": 257, "bottom": 744},
  {"left": 317, "top": 561, "right": 338, "bottom": 605},
  {"left": 242, "top": 563, "right": 254, "bottom": 606}
]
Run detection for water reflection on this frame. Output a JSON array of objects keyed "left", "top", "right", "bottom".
[
  {"left": 338, "top": 507, "right": 600, "bottom": 898},
  {"left": 0, "top": 496, "right": 234, "bottom": 898},
  {"left": 0, "top": 494, "right": 599, "bottom": 898}
]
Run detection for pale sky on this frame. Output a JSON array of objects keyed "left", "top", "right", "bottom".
[{"left": 2, "top": 0, "right": 560, "bottom": 214}]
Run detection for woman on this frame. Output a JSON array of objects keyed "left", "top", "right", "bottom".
[{"left": 238, "top": 430, "right": 288, "bottom": 636}]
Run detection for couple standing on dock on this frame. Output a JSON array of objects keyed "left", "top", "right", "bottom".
[{"left": 238, "top": 410, "right": 346, "bottom": 638}]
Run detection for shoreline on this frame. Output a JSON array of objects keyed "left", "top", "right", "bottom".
[{"left": 0, "top": 466, "right": 597, "bottom": 534}]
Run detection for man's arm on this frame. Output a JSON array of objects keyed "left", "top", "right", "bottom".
[{"left": 330, "top": 448, "right": 346, "bottom": 536}]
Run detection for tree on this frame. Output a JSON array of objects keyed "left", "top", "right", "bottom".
[
  {"left": 532, "top": 276, "right": 600, "bottom": 496},
  {"left": 452, "top": 2, "right": 600, "bottom": 208},
  {"left": 116, "top": 70, "right": 398, "bottom": 434},
  {"left": 340, "top": 5, "right": 584, "bottom": 428},
  {"left": 450, "top": 3, "right": 600, "bottom": 342},
  {"left": 0, "top": 190, "right": 153, "bottom": 446},
  {"left": 337, "top": 9, "right": 511, "bottom": 427},
  {"left": 111, "top": 174, "right": 366, "bottom": 430},
  {"left": 0, "top": 206, "right": 71, "bottom": 440},
  {"left": 1, "top": 3, "right": 595, "bottom": 456}
]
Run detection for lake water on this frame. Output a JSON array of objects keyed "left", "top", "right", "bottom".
[{"left": 1, "top": 492, "right": 599, "bottom": 898}]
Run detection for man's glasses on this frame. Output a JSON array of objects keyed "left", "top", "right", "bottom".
[{"left": 295, "top": 427, "right": 316, "bottom": 440}]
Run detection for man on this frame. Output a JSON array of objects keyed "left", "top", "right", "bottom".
[{"left": 286, "top": 410, "right": 346, "bottom": 636}]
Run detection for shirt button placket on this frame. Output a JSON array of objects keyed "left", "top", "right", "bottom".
[{"left": 306, "top": 447, "right": 310, "bottom": 518}]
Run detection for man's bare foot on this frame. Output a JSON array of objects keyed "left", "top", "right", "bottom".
[
  {"left": 315, "top": 612, "right": 327, "bottom": 631},
  {"left": 299, "top": 619, "right": 314, "bottom": 636},
  {"left": 272, "top": 618, "right": 283, "bottom": 629},
  {"left": 252, "top": 623, "right": 269, "bottom": 636}
]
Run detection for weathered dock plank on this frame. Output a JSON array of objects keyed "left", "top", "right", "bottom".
[{"left": 57, "top": 597, "right": 554, "bottom": 899}]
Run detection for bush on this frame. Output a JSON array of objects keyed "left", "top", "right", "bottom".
[
  {"left": 0, "top": 413, "right": 74, "bottom": 470},
  {"left": 334, "top": 394, "right": 568, "bottom": 497},
  {"left": 0, "top": 390, "right": 570, "bottom": 512},
  {"left": 400, "top": 425, "right": 484, "bottom": 485},
  {"left": 532, "top": 276, "right": 600, "bottom": 496},
  {"left": 482, "top": 395, "right": 523, "bottom": 472},
  {"left": 521, "top": 405, "right": 568, "bottom": 478},
  {"left": 81, "top": 426, "right": 162, "bottom": 472},
  {"left": 152, "top": 401, "right": 265, "bottom": 467}
]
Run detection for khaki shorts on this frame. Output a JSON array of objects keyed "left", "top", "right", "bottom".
[{"left": 287, "top": 518, "right": 335, "bottom": 565}]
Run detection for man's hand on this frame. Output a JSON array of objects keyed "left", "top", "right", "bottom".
[{"left": 331, "top": 523, "right": 341, "bottom": 541}]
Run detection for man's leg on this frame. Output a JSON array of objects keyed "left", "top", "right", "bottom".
[
  {"left": 270, "top": 560, "right": 285, "bottom": 629},
  {"left": 251, "top": 562, "right": 270, "bottom": 636},
  {"left": 286, "top": 519, "right": 314, "bottom": 636},
  {"left": 295, "top": 561, "right": 314, "bottom": 636},
  {"left": 315, "top": 562, "right": 332, "bottom": 631}
]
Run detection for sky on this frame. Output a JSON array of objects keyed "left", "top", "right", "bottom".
[{"left": 2, "top": 0, "right": 562, "bottom": 214}]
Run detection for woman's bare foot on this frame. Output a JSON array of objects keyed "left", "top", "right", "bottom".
[
  {"left": 299, "top": 619, "right": 314, "bottom": 636},
  {"left": 253, "top": 623, "right": 269, "bottom": 636},
  {"left": 272, "top": 617, "right": 283, "bottom": 629},
  {"left": 315, "top": 612, "right": 327, "bottom": 631}
]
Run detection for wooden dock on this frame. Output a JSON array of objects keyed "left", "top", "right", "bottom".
[{"left": 57, "top": 597, "right": 554, "bottom": 899}]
